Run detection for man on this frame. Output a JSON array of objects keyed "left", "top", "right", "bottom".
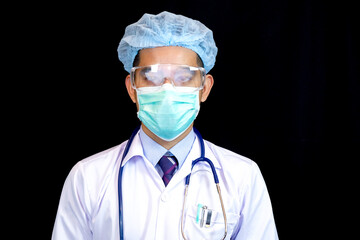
[{"left": 52, "top": 11, "right": 279, "bottom": 239}]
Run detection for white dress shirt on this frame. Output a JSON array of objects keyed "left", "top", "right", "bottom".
[
  {"left": 52, "top": 128, "right": 278, "bottom": 239},
  {"left": 139, "top": 126, "right": 195, "bottom": 177}
]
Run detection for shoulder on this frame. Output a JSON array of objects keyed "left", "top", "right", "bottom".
[
  {"left": 203, "top": 139, "right": 268, "bottom": 198},
  {"left": 76, "top": 141, "right": 127, "bottom": 173},
  {"left": 204, "top": 139, "right": 262, "bottom": 183},
  {"left": 65, "top": 140, "right": 128, "bottom": 197},
  {"left": 204, "top": 139, "right": 256, "bottom": 168}
]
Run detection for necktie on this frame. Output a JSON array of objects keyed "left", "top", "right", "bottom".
[{"left": 158, "top": 154, "right": 178, "bottom": 186}]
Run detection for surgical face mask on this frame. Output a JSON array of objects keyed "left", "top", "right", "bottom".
[{"left": 136, "top": 83, "right": 200, "bottom": 141}]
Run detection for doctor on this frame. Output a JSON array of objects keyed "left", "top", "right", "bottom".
[{"left": 52, "top": 11, "right": 279, "bottom": 240}]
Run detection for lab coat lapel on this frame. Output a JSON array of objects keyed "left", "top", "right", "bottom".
[
  {"left": 168, "top": 135, "right": 221, "bottom": 188},
  {"left": 121, "top": 131, "right": 145, "bottom": 167}
]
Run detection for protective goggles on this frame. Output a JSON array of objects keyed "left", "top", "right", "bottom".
[{"left": 130, "top": 64, "right": 206, "bottom": 91}]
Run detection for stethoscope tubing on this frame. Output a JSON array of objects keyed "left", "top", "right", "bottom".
[{"left": 118, "top": 125, "right": 140, "bottom": 239}]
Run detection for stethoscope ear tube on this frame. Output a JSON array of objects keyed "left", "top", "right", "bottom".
[
  {"left": 187, "top": 127, "right": 219, "bottom": 184},
  {"left": 122, "top": 126, "right": 141, "bottom": 160},
  {"left": 190, "top": 157, "right": 219, "bottom": 184},
  {"left": 185, "top": 157, "right": 220, "bottom": 185},
  {"left": 182, "top": 129, "right": 226, "bottom": 240},
  {"left": 118, "top": 125, "right": 141, "bottom": 240}
]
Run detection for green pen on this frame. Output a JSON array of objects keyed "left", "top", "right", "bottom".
[{"left": 196, "top": 203, "right": 203, "bottom": 223}]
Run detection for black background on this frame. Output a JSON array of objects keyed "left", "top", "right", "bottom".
[{"left": 11, "top": 0, "right": 358, "bottom": 239}]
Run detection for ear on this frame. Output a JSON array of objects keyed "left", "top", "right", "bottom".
[
  {"left": 125, "top": 75, "right": 137, "bottom": 103},
  {"left": 200, "top": 74, "right": 214, "bottom": 102}
]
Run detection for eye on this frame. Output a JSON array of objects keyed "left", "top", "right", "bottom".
[
  {"left": 174, "top": 69, "right": 194, "bottom": 83},
  {"left": 174, "top": 75, "right": 192, "bottom": 82},
  {"left": 143, "top": 71, "right": 164, "bottom": 85}
]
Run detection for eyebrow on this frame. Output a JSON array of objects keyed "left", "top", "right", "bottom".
[{"left": 139, "top": 66, "right": 152, "bottom": 75}]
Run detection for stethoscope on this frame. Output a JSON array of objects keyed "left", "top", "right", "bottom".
[{"left": 118, "top": 125, "right": 227, "bottom": 240}]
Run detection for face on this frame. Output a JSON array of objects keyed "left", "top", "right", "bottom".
[{"left": 125, "top": 46, "right": 214, "bottom": 108}]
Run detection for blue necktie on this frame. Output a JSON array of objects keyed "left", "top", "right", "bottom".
[{"left": 158, "top": 154, "right": 178, "bottom": 186}]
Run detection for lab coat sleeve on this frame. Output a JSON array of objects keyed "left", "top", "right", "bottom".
[
  {"left": 232, "top": 162, "right": 279, "bottom": 240},
  {"left": 52, "top": 162, "right": 93, "bottom": 240}
]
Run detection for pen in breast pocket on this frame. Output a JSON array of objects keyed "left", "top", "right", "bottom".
[
  {"left": 200, "top": 205, "right": 207, "bottom": 228},
  {"left": 196, "top": 203, "right": 203, "bottom": 224},
  {"left": 205, "top": 209, "right": 212, "bottom": 227},
  {"left": 197, "top": 204, "right": 213, "bottom": 227}
]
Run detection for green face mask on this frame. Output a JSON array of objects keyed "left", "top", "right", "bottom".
[{"left": 136, "top": 84, "right": 200, "bottom": 141}]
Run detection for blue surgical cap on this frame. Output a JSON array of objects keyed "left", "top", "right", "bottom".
[{"left": 117, "top": 11, "right": 218, "bottom": 73}]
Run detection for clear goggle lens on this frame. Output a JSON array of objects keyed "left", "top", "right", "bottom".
[{"left": 130, "top": 64, "right": 206, "bottom": 91}]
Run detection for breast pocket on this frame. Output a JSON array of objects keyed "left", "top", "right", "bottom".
[{"left": 183, "top": 204, "right": 239, "bottom": 240}]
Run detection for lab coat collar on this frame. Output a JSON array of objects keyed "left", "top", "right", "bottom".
[
  {"left": 121, "top": 130, "right": 145, "bottom": 167},
  {"left": 194, "top": 133, "right": 221, "bottom": 169},
  {"left": 167, "top": 134, "right": 221, "bottom": 189},
  {"left": 181, "top": 133, "right": 221, "bottom": 171},
  {"left": 120, "top": 129, "right": 221, "bottom": 170}
]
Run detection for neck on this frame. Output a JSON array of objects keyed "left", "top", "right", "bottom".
[{"left": 141, "top": 123, "right": 193, "bottom": 150}]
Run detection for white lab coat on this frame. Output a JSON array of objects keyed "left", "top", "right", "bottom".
[{"left": 52, "top": 131, "right": 278, "bottom": 239}]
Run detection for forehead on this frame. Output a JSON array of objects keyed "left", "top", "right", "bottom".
[{"left": 138, "top": 46, "right": 198, "bottom": 66}]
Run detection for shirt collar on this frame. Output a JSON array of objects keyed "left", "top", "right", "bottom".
[
  {"left": 139, "top": 126, "right": 195, "bottom": 168},
  {"left": 121, "top": 127, "right": 220, "bottom": 171}
]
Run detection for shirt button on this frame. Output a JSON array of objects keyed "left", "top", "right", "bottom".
[{"left": 161, "top": 193, "right": 169, "bottom": 202}]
